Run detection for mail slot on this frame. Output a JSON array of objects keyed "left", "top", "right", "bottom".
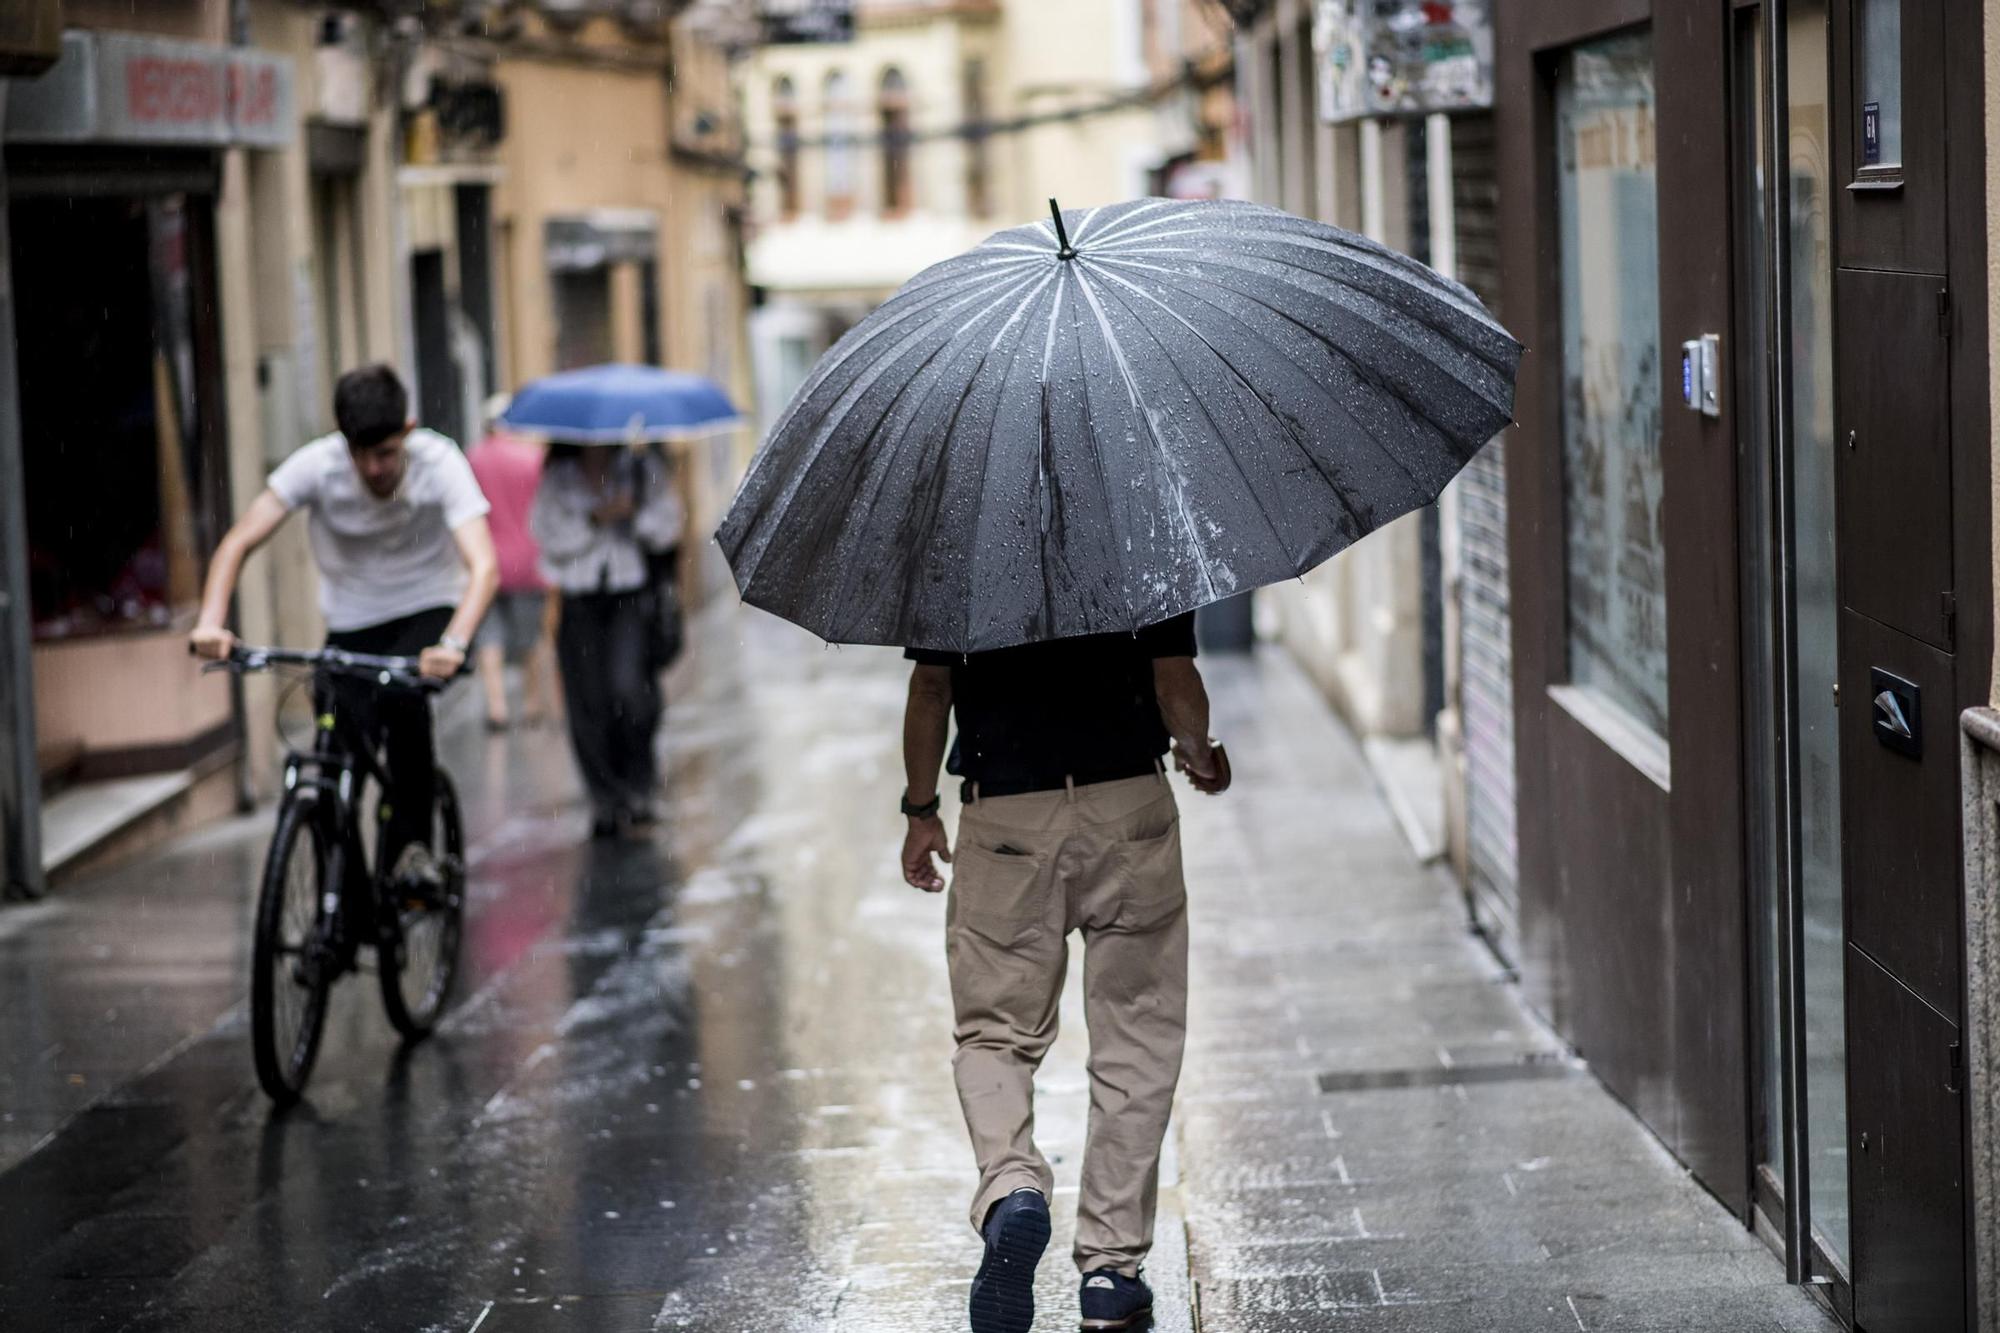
[{"left": 1872, "top": 667, "right": 1922, "bottom": 759}]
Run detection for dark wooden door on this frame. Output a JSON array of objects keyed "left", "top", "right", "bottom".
[
  {"left": 1827, "top": 0, "right": 1978, "bottom": 1320},
  {"left": 1498, "top": 0, "right": 1749, "bottom": 1211},
  {"left": 1847, "top": 947, "right": 1966, "bottom": 1331}
]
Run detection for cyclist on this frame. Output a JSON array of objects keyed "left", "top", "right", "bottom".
[{"left": 189, "top": 364, "right": 499, "bottom": 883}]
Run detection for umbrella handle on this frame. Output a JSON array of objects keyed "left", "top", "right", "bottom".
[{"left": 1048, "top": 198, "right": 1075, "bottom": 261}]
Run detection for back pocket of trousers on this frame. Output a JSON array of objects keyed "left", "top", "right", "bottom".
[
  {"left": 1111, "top": 820, "right": 1186, "bottom": 932},
  {"left": 951, "top": 844, "right": 1047, "bottom": 947}
]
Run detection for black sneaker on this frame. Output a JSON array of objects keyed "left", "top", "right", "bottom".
[
  {"left": 969, "top": 1188, "right": 1049, "bottom": 1333},
  {"left": 1079, "top": 1269, "right": 1153, "bottom": 1330}
]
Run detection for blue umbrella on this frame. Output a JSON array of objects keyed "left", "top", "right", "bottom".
[{"left": 500, "top": 364, "right": 741, "bottom": 444}]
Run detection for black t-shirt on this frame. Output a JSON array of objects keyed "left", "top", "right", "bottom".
[{"left": 906, "top": 613, "right": 1197, "bottom": 797}]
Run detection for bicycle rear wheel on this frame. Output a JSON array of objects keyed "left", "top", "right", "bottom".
[
  {"left": 377, "top": 768, "right": 465, "bottom": 1038},
  {"left": 252, "top": 796, "right": 333, "bottom": 1105}
]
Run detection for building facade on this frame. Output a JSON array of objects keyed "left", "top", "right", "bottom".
[
  {"left": 1499, "top": 2, "right": 1992, "bottom": 1324},
  {"left": 738, "top": 0, "right": 1238, "bottom": 433},
  {"left": 0, "top": 0, "right": 335, "bottom": 892},
  {"left": 1234, "top": 0, "right": 1507, "bottom": 891},
  {"left": 1240, "top": 0, "right": 2000, "bottom": 1325},
  {"left": 0, "top": 0, "right": 757, "bottom": 894}
]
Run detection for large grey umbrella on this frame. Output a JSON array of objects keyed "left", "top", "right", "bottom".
[{"left": 718, "top": 197, "right": 1520, "bottom": 652}]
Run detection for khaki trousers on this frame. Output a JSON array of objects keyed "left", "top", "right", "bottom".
[{"left": 946, "top": 772, "right": 1188, "bottom": 1277}]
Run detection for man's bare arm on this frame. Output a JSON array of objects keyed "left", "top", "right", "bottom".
[
  {"left": 901, "top": 664, "right": 954, "bottom": 891},
  {"left": 1155, "top": 656, "right": 1212, "bottom": 766},
  {"left": 421, "top": 515, "right": 502, "bottom": 678},
  {"left": 189, "top": 490, "right": 292, "bottom": 659},
  {"left": 904, "top": 664, "right": 953, "bottom": 805},
  {"left": 1156, "top": 656, "right": 1230, "bottom": 793}
]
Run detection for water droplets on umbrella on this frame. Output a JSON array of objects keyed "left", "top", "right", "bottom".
[{"left": 718, "top": 196, "right": 1520, "bottom": 653}]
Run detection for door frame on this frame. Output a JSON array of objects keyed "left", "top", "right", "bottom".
[{"left": 1498, "top": 0, "right": 1751, "bottom": 1214}]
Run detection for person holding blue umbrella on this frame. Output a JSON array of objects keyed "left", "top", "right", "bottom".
[{"left": 511, "top": 364, "right": 739, "bottom": 838}]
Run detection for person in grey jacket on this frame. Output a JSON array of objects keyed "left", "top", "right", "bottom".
[{"left": 530, "top": 442, "right": 682, "bottom": 837}]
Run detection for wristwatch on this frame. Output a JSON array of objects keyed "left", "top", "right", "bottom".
[
  {"left": 438, "top": 633, "right": 470, "bottom": 655},
  {"left": 900, "top": 791, "right": 941, "bottom": 819}
]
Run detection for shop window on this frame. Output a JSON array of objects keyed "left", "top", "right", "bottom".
[
  {"left": 310, "top": 172, "right": 370, "bottom": 437},
  {"left": 773, "top": 76, "right": 801, "bottom": 220},
  {"left": 963, "top": 58, "right": 991, "bottom": 219},
  {"left": 641, "top": 258, "right": 662, "bottom": 367},
  {"left": 879, "top": 68, "right": 914, "bottom": 218},
  {"left": 824, "top": 71, "right": 857, "bottom": 220},
  {"left": 12, "top": 194, "right": 221, "bottom": 641},
  {"left": 554, "top": 267, "right": 614, "bottom": 371},
  {"left": 1553, "top": 30, "right": 1667, "bottom": 739}
]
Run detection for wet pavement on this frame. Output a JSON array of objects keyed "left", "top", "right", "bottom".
[{"left": 0, "top": 604, "right": 1834, "bottom": 1331}]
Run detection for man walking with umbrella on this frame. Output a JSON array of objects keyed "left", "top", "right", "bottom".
[
  {"left": 901, "top": 622, "right": 1230, "bottom": 1332},
  {"left": 718, "top": 196, "right": 1518, "bottom": 1332}
]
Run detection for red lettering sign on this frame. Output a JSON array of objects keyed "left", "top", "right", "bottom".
[
  {"left": 125, "top": 56, "right": 223, "bottom": 126},
  {"left": 227, "top": 61, "right": 277, "bottom": 129}
]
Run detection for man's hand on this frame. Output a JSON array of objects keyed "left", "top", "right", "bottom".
[
  {"left": 189, "top": 624, "right": 238, "bottom": 661},
  {"left": 591, "top": 494, "right": 637, "bottom": 527},
  {"left": 418, "top": 643, "right": 466, "bottom": 680},
  {"left": 902, "top": 814, "right": 952, "bottom": 892},
  {"left": 1173, "top": 738, "right": 1233, "bottom": 795}
]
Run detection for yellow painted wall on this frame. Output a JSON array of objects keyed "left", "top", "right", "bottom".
[{"left": 495, "top": 50, "right": 676, "bottom": 384}]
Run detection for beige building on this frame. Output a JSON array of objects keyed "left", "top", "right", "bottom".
[
  {"left": 0, "top": 0, "right": 411, "bottom": 890},
  {"left": 491, "top": 2, "right": 755, "bottom": 581},
  {"left": 1235, "top": 0, "right": 1499, "bottom": 885},
  {"left": 0, "top": 0, "right": 758, "bottom": 892},
  {"left": 494, "top": 18, "right": 676, "bottom": 383},
  {"left": 739, "top": 0, "right": 1238, "bottom": 430}
]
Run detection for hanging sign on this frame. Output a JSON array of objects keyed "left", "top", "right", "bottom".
[
  {"left": 1315, "top": 0, "right": 1494, "bottom": 123},
  {"left": 760, "top": 0, "right": 854, "bottom": 45}
]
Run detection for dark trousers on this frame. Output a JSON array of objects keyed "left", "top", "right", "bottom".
[
  {"left": 324, "top": 606, "right": 453, "bottom": 864},
  {"left": 556, "top": 590, "right": 661, "bottom": 820}
]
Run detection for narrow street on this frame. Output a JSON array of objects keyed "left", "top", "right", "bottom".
[{"left": 0, "top": 605, "right": 1835, "bottom": 1332}]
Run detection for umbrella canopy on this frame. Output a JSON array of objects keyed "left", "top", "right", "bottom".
[
  {"left": 719, "top": 197, "right": 1521, "bottom": 652},
  {"left": 501, "top": 364, "right": 740, "bottom": 444}
]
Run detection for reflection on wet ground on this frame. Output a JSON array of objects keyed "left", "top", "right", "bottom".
[
  {"left": 0, "top": 605, "right": 1830, "bottom": 1330},
  {"left": 0, "top": 609, "right": 1183, "bottom": 1331}
]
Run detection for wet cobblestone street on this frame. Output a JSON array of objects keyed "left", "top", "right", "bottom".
[{"left": 0, "top": 607, "right": 1835, "bottom": 1331}]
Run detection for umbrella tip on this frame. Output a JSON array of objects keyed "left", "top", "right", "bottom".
[{"left": 1048, "top": 197, "right": 1075, "bottom": 261}]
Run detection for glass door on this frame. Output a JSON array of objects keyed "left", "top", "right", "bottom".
[{"left": 1737, "top": 0, "right": 1849, "bottom": 1290}]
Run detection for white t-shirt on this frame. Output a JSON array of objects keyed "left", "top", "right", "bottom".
[{"left": 267, "top": 429, "right": 491, "bottom": 632}]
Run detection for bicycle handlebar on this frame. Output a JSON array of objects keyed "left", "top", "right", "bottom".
[{"left": 199, "top": 644, "right": 465, "bottom": 693}]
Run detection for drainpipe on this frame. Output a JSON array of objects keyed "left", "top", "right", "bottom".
[
  {"left": 0, "top": 92, "right": 45, "bottom": 899},
  {"left": 224, "top": 0, "right": 255, "bottom": 812}
]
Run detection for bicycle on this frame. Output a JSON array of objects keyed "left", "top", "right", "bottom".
[{"left": 206, "top": 645, "right": 468, "bottom": 1105}]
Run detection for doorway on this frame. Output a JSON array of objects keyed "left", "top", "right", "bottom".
[
  {"left": 411, "top": 249, "right": 463, "bottom": 444},
  {"left": 1734, "top": 0, "right": 1854, "bottom": 1296}
]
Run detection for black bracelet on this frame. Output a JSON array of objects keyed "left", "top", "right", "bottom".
[{"left": 900, "top": 791, "right": 941, "bottom": 819}]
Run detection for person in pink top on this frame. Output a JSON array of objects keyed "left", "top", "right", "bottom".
[{"left": 468, "top": 396, "right": 560, "bottom": 730}]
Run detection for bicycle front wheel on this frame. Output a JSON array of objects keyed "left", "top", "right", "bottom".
[
  {"left": 377, "top": 769, "right": 465, "bottom": 1039},
  {"left": 252, "top": 796, "right": 333, "bottom": 1105}
]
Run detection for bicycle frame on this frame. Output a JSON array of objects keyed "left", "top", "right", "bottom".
[{"left": 278, "top": 681, "right": 411, "bottom": 965}]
